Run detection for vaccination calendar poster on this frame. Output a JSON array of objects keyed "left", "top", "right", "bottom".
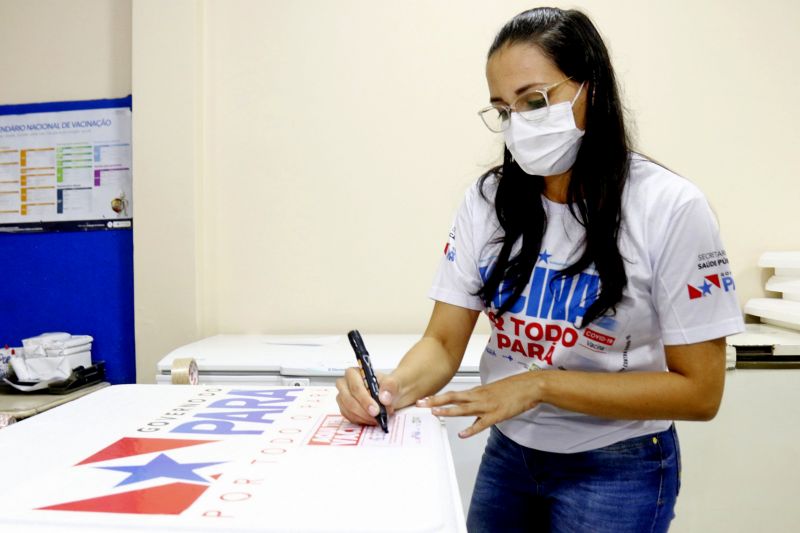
[{"left": 0, "top": 96, "right": 132, "bottom": 232}]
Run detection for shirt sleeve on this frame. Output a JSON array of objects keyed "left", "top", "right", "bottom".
[
  {"left": 428, "top": 186, "right": 485, "bottom": 311},
  {"left": 652, "top": 195, "right": 745, "bottom": 345}
]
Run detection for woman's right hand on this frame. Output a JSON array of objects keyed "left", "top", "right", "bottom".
[{"left": 335, "top": 368, "right": 400, "bottom": 426}]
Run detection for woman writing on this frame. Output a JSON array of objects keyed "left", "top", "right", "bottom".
[{"left": 337, "top": 7, "right": 744, "bottom": 532}]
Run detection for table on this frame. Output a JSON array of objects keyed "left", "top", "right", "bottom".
[
  {"left": 0, "top": 384, "right": 466, "bottom": 532},
  {"left": 0, "top": 381, "right": 109, "bottom": 426}
]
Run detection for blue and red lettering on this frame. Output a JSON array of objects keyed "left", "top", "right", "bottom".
[{"left": 480, "top": 263, "right": 600, "bottom": 322}]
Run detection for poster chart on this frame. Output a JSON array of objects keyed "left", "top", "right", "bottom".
[
  {"left": 0, "top": 385, "right": 466, "bottom": 533},
  {"left": 0, "top": 97, "right": 132, "bottom": 232}
]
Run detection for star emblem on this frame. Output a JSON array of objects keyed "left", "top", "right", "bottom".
[
  {"left": 538, "top": 250, "right": 552, "bottom": 263},
  {"left": 700, "top": 281, "right": 713, "bottom": 295},
  {"left": 98, "top": 453, "right": 225, "bottom": 487}
]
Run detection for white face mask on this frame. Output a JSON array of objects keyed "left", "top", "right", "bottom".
[{"left": 503, "top": 82, "right": 585, "bottom": 176}]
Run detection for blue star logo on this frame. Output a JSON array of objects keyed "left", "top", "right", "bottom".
[
  {"left": 700, "top": 281, "right": 713, "bottom": 295},
  {"left": 97, "top": 453, "right": 225, "bottom": 487},
  {"left": 538, "top": 250, "right": 552, "bottom": 263}
]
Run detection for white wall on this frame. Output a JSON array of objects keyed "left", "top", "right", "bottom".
[
  {"left": 132, "top": 0, "right": 204, "bottom": 384},
  {"left": 0, "top": 0, "right": 130, "bottom": 103},
  {"left": 132, "top": 0, "right": 800, "bottom": 379}
]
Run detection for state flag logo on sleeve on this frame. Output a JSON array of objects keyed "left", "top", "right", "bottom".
[{"left": 687, "top": 273, "right": 735, "bottom": 300}]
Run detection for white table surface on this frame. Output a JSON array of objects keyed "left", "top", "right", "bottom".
[{"left": 0, "top": 384, "right": 466, "bottom": 533}]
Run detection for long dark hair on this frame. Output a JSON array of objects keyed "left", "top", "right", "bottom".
[{"left": 476, "top": 7, "right": 631, "bottom": 327}]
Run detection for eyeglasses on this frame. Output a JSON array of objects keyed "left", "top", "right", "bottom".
[{"left": 477, "top": 77, "right": 573, "bottom": 132}]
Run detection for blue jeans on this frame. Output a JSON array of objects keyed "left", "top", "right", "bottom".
[{"left": 467, "top": 425, "right": 681, "bottom": 533}]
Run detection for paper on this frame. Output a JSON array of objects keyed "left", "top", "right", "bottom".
[
  {"left": 22, "top": 332, "right": 71, "bottom": 347},
  {"left": 23, "top": 333, "right": 93, "bottom": 357},
  {"left": 45, "top": 344, "right": 92, "bottom": 357},
  {"left": 0, "top": 105, "right": 132, "bottom": 231},
  {"left": 10, "top": 355, "right": 72, "bottom": 382},
  {"left": 3, "top": 378, "right": 52, "bottom": 392}
]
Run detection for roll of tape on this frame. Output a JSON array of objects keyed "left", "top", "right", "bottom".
[
  {"left": 0, "top": 413, "right": 17, "bottom": 429},
  {"left": 171, "top": 357, "right": 199, "bottom": 385}
]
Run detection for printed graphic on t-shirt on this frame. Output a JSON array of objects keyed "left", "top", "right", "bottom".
[
  {"left": 688, "top": 250, "right": 736, "bottom": 300},
  {"left": 478, "top": 249, "right": 634, "bottom": 370},
  {"left": 443, "top": 225, "right": 456, "bottom": 262},
  {"left": 429, "top": 162, "right": 746, "bottom": 453},
  {"left": 686, "top": 272, "right": 736, "bottom": 300},
  {"left": 696, "top": 249, "right": 729, "bottom": 270},
  {"left": 478, "top": 245, "right": 644, "bottom": 373},
  {"left": 479, "top": 250, "right": 598, "bottom": 324}
]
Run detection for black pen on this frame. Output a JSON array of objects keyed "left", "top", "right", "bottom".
[{"left": 347, "top": 330, "right": 389, "bottom": 433}]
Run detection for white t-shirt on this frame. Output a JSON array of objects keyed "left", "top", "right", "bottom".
[{"left": 429, "top": 154, "right": 745, "bottom": 453}]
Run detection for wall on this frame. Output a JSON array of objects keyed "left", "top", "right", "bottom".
[
  {"left": 131, "top": 5, "right": 800, "bottom": 528},
  {"left": 594, "top": 0, "right": 800, "bottom": 299},
  {"left": 131, "top": 0, "right": 204, "bottom": 383},
  {"left": 0, "top": 0, "right": 130, "bottom": 106},
  {"left": 133, "top": 0, "right": 799, "bottom": 380},
  {"left": 0, "top": 0, "right": 134, "bottom": 384}
]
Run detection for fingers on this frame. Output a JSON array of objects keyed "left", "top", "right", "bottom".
[
  {"left": 417, "top": 389, "right": 482, "bottom": 418},
  {"left": 335, "top": 397, "right": 375, "bottom": 426},
  {"left": 375, "top": 372, "right": 398, "bottom": 416},
  {"left": 458, "top": 416, "right": 492, "bottom": 439},
  {"left": 414, "top": 377, "right": 537, "bottom": 439},
  {"left": 420, "top": 397, "right": 495, "bottom": 438},
  {"left": 346, "top": 366, "right": 381, "bottom": 414},
  {"left": 415, "top": 387, "right": 496, "bottom": 438},
  {"left": 335, "top": 367, "right": 401, "bottom": 424},
  {"left": 430, "top": 403, "right": 476, "bottom": 417},
  {"left": 416, "top": 389, "right": 472, "bottom": 408},
  {"left": 335, "top": 368, "right": 378, "bottom": 426}
]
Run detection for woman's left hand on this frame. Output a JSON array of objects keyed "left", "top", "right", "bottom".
[{"left": 416, "top": 372, "right": 543, "bottom": 438}]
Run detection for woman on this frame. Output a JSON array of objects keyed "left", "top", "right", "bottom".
[{"left": 336, "top": 7, "right": 744, "bottom": 532}]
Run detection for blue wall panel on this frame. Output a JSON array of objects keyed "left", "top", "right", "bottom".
[
  {"left": 0, "top": 96, "right": 135, "bottom": 384},
  {"left": 0, "top": 229, "right": 135, "bottom": 384}
]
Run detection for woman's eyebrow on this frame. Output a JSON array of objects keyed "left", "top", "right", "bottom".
[
  {"left": 489, "top": 82, "right": 548, "bottom": 104},
  {"left": 514, "top": 82, "right": 543, "bottom": 95}
]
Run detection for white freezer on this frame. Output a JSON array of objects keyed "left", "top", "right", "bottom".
[
  {"left": 156, "top": 333, "right": 490, "bottom": 514},
  {"left": 726, "top": 323, "right": 800, "bottom": 356},
  {"left": 726, "top": 323, "right": 800, "bottom": 368},
  {"left": 157, "top": 334, "right": 485, "bottom": 385}
]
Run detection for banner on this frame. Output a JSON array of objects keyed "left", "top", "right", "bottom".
[{"left": 0, "top": 96, "right": 132, "bottom": 232}]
